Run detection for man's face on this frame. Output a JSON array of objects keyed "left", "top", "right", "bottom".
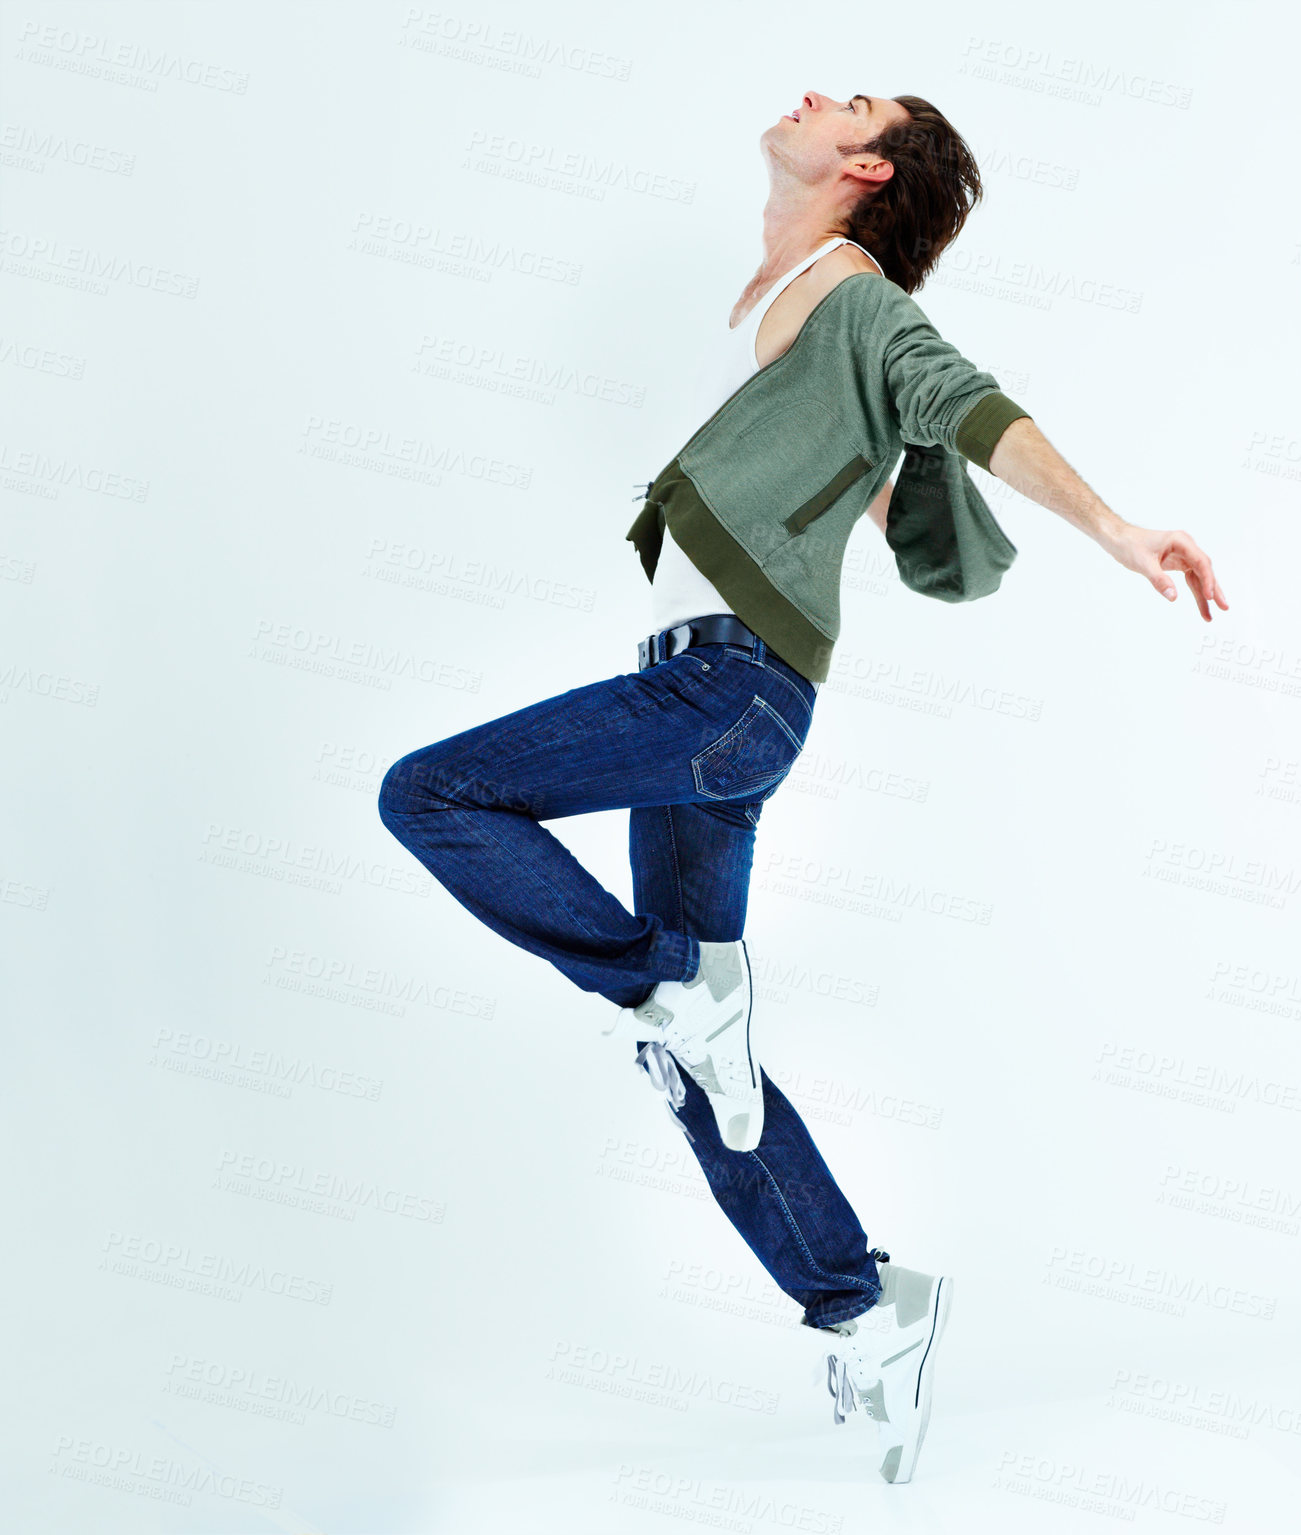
[{"left": 763, "top": 90, "right": 912, "bottom": 188}]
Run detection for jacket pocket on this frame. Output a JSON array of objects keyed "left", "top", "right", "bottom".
[{"left": 781, "top": 453, "right": 874, "bottom": 536}]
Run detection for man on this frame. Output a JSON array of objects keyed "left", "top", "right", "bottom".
[{"left": 378, "top": 88, "right": 1227, "bottom": 1483}]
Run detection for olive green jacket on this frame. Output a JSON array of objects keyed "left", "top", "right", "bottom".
[{"left": 626, "top": 272, "right": 1030, "bottom": 683}]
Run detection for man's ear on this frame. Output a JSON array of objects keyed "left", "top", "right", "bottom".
[{"left": 845, "top": 157, "right": 894, "bottom": 190}]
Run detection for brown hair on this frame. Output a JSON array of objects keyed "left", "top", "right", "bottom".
[{"left": 837, "top": 95, "right": 982, "bottom": 294}]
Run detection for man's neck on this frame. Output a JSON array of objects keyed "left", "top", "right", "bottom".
[{"left": 753, "top": 189, "right": 847, "bottom": 283}]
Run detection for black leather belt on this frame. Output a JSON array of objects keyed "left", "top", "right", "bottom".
[{"left": 637, "top": 613, "right": 767, "bottom": 671}]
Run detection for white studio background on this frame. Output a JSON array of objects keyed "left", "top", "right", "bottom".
[{"left": 3, "top": 2, "right": 1298, "bottom": 1531}]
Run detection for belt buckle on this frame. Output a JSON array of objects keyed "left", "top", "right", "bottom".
[{"left": 638, "top": 635, "right": 652, "bottom": 669}]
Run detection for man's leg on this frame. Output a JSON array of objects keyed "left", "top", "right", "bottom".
[
  {"left": 629, "top": 797, "right": 882, "bottom": 1331},
  {"left": 376, "top": 647, "right": 789, "bottom": 1007},
  {"left": 378, "top": 637, "right": 880, "bottom": 1325}
]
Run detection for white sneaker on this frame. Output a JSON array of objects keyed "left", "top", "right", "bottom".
[
  {"left": 602, "top": 938, "right": 762, "bottom": 1151},
  {"left": 821, "top": 1255, "right": 952, "bottom": 1484}
]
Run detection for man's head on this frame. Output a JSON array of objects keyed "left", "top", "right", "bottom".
[{"left": 762, "top": 91, "right": 983, "bottom": 293}]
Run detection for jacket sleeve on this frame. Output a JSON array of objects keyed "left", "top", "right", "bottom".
[{"left": 880, "top": 293, "right": 1031, "bottom": 472}]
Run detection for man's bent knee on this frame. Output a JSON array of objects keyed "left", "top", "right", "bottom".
[
  {"left": 379, "top": 743, "right": 546, "bottom": 828},
  {"left": 377, "top": 751, "right": 437, "bottom": 828}
]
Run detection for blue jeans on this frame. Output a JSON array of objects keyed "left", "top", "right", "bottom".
[{"left": 377, "top": 629, "right": 882, "bottom": 1328}]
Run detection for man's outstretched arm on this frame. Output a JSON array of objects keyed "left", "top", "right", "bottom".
[{"left": 987, "top": 416, "right": 1230, "bottom": 621}]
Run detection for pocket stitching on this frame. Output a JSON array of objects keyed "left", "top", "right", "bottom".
[
  {"left": 691, "top": 695, "right": 804, "bottom": 801},
  {"left": 758, "top": 665, "right": 815, "bottom": 731},
  {"left": 677, "top": 653, "right": 710, "bottom": 670},
  {"left": 716, "top": 649, "right": 815, "bottom": 731}
]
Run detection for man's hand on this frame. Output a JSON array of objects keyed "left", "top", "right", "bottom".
[
  {"left": 1102, "top": 525, "right": 1229, "bottom": 621},
  {"left": 987, "top": 416, "right": 1229, "bottom": 620}
]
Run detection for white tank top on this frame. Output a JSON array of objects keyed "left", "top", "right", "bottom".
[{"left": 648, "top": 235, "right": 880, "bottom": 640}]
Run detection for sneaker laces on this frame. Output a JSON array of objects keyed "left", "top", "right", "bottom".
[
  {"left": 824, "top": 1255, "right": 890, "bottom": 1426},
  {"left": 826, "top": 1354, "right": 875, "bottom": 1424},
  {"left": 634, "top": 1038, "right": 695, "bottom": 1144}
]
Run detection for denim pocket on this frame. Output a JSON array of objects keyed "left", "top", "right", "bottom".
[{"left": 691, "top": 694, "right": 806, "bottom": 801}]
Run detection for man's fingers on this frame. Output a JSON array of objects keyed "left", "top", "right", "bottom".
[
  {"left": 1130, "top": 529, "right": 1227, "bottom": 615},
  {"left": 1189, "top": 546, "right": 1228, "bottom": 618},
  {"left": 1191, "top": 552, "right": 1216, "bottom": 619},
  {"left": 1166, "top": 533, "right": 1225, "bottom": 619},
  {"left": 1151, "top": 566, "right": 1177, "bottom": 600}
]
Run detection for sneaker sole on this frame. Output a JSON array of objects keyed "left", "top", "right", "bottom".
[{"left": 881, "top": 1275, "right": 952, "bottom": 1484}]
